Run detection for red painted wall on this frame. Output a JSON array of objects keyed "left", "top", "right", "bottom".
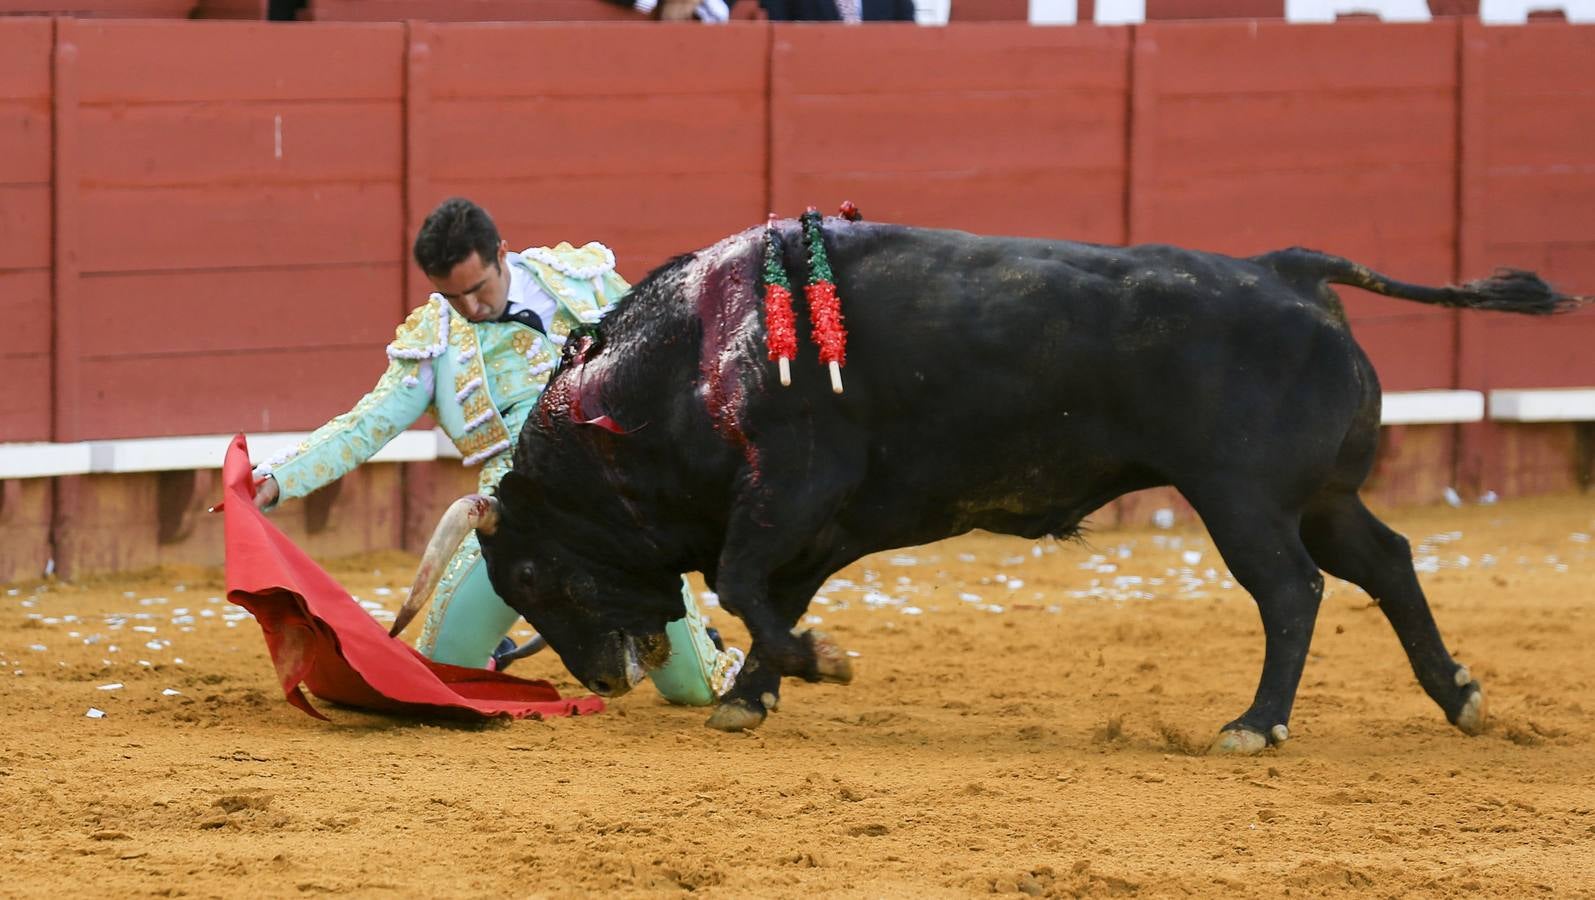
[
  {"left": 1455, "top": 21, "right": 1595, "bottom": 495},
  {"left": 0, "top": 19, "right": 1590, "bottom": 448},
  {"left": 771, "top": 24, "right": 1130, "bottom": 244},
  {"left": 0, "top": 19, "right": 52, "bottom": 443},
  {"left": 1131, "top": 20, "right": 1463, "bottom": 391},
  {"left": 407, "top": 22, "right": 769, "bottom": 289},
  {"left": 1457, "top": 21, "right": 1595, "bottom": 391},
  {"left": 54, "top": 20, "right": 406, "bottom": 441}
]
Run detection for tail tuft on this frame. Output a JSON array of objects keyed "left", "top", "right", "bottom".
[{"left": 1456, "top": 269, "right": 1585, "bottom": 316}]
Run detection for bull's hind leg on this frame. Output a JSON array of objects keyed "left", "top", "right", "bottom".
[
  {"left": 1185, "top": 489, "right": 1326, "bottom": 754},
  {"left": 1300, "top": 492, "right": 1486, "bottom": 735}
]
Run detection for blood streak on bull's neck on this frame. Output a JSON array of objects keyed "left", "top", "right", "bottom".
[{"left": 691, "top": 231, "right": 764, "bottom": 486}]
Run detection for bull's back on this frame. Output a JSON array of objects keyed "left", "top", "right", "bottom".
[{"left": 806, "top": 226, "right": 1373, "bottom": 536}]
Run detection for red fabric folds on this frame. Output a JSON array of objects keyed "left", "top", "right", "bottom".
[{"left": 220, "top": 434, "right": 603, "bottom": 721}]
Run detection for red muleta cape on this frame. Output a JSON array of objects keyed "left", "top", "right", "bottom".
[{"left": 219, "top": 434, "right": 603, "bottom": 721}]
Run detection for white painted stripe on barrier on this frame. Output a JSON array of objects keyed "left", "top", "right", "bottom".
[
  {"left": 0, "top": 442, "right": 93, "bottom": 479},
  {"left": 95, "top": 431, "right": 445, "bottom": 473},
  {"left": 436, "top": 430, "right": 463, "bottom": 460},
  {"left": 89, "top": 435, "right": 248, "bottom": 474},
  {"left": 0, "top": 430, "right": 451, "bottom": 478},
  {"left": 1380, "top": 390, "right": 1485, "bottom": 426},
  {"left": 0, "top": 391, "right": 1523, "bottom": 479},
  {"left": 1489, "top": 388, "right": 1595, "bottom": 422}
]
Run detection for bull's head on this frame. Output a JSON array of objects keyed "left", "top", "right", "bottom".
[{"left": 389, "top": 472, "right": 686, "bottom": 698}]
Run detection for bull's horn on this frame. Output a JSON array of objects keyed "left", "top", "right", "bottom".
[{"left": 388, "top": 494, "right": 502, "bottom": 638}]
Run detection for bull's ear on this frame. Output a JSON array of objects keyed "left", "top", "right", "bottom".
[{"left": 493, "top": 469, "right": 542, "bottom": 519}]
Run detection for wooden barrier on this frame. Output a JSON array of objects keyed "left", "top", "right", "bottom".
[
  {"left": 0, "top": 19, "right": 53, "bottom": 582},
  {"left": 53, "top": 20, "right": 408, "bottom": 444},
  {"left": 1455, "top": 22, "right": 1595, "bottom": 496},
  {"left": 1131, "top": 20, "right": 1463, "bottom": 391},
  {"left": 771, "top": 24, "right": 1130, "bottom": 243},
  {"left": 0, "top": 1, "right": 194, "bottom": 14},
  {"left": 407, "top": 21, "right": 769, "bottom": 287},
  {"left": 0, "top": 18, "right": 51, "bottom": 445},
  {"left": 0, "top": 18, "right": 1592, "bottom": 581}
]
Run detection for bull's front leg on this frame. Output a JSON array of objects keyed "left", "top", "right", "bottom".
[
  {"left": 702, "top": 486, "right": 860, "bottom": 731},
  {"left": 705, "top": 581, "right": 852, "bottom": 732}
]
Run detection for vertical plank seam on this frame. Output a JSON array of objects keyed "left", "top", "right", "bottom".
[
  {"left": 401, "top": 19, "right": 428, "bottom": 555},
  {"left": 763, "top": 20, "right": 775, "bottom": 221},
  {"left": 49, "top": 15, "right": 79, "bottom": 579},
  {"left": 1121, "top": 23, "right": 1137, "bottom": 247},
  {"left": 51, "top": 16, "right": 77, "bottom": 445}
]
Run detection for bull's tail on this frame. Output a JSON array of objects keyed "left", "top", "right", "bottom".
[{"left": 1261, "top": 247, "right": 1588, "bottom": 315}]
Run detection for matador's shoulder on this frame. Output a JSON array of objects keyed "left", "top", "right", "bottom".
[
  {"left": 386, "top": 297, "right": 454, "bottom": 361},
  {"left": 519, "top": 242, "right": 617, "bottom": 284}
]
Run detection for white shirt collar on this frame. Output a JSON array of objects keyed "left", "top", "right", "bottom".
[{"left": 504, "top": 251, "right": 558, "bottom": 327}]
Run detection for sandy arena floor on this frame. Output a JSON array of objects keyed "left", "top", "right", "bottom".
[{"left": 3, "top": 494, "right": 1593, "bottom": 898}]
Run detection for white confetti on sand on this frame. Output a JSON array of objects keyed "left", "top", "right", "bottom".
[
  {"left": 86, "top": 708, "right": 105, "bottom": 719},
  {"left": 97, "top": 683, "right": 123, "bottom": 691}
]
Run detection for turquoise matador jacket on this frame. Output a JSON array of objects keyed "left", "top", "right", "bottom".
[{"left": 255, "top": 242, "right": 623, "bottom": 504}]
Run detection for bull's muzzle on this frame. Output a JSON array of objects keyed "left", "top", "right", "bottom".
[
  {"left": 584, "top": 637, "right": 649, "bottom": 698},
  {"left": 389, "top": 494, "right": 501, "bottom": 638}
]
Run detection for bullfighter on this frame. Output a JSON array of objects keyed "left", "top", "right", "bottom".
[{"left": 250, "top": 197, "right": 742, "bottom": 706}]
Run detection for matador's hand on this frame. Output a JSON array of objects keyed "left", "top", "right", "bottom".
[{"left": 253, "top": 475, "right": 280, "bottom": 511}]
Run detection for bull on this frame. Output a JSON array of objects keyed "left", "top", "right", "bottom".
[{"left": 395, "top": 219, "right": 1585, "bottom": 753}]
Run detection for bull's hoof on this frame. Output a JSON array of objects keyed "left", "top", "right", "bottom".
[
  {"left": 1453, "top": 684, "right": 1487, "bottom": 736},
  {"left": 1208, "top": 728, "right": 1270, "bottom": 756},
  {"left": 706, "top": 699, "right": 767, "bottom": 732},
  {"left": 808, "top": 631, "right": 854, "bottom": 684}
]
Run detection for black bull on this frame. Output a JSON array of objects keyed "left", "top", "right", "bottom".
[{"left": 404, "top": 219, "right": 1584, "bottom": 752}]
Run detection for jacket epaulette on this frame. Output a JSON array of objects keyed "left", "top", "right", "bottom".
[{"left": 387, "top": 298, "right": 451, "bottom": 361}]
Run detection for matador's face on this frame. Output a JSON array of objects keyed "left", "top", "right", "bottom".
[{"left": 430, "top": 242, "right": 510, "bottom": 323}]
